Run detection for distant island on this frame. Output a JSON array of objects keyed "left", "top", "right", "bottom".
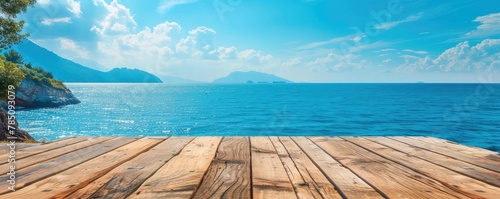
[
  {"left": 162, "top": 75, "right": 205, "bottom": 84},
  {"left": 213, "top": 71, "right": 293, "bottom": 84},
  {"left": 12, "top": 40, "right": 162, "bottom": 83}
]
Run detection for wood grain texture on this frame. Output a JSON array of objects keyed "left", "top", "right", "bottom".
[
  {"left": 311, "top": 137, "right": 466, "bottom": 199},
  {"left": 347, "top": 137, "right": 500, "bottom": 199},
  {"left": 409, "top": 137, "right": 500, "bottom": 162},
  {"left": 1, "top": 138, "right": 163, "bottom": 199},
  {"left": 129, "top": 137, "right": 222, "bottom": 199},
  {"left": 278, "top": 137, "right": 342, "bottom": 199},
  {"left": 193, "top": 137, "right": 252, "bottom": 199},
  {"left": 0, "top": 137, "right": 112, "bottom": 175},
  {"left": 393, "top": 136, "right": 500, "bottom": 172},
  {"left": 1, "top": 136, "right": 497, "bottom": 199},
  {"left": 66, "top": 137, "right": 193, "bottom": 199},
  {"left": 269, "top": 136, "right": 323, "bottom": 199},
  {"left": 0, "top": 137, "right": 89, "bottom": 161},
  {"left": 251, "top": 137, "right": 297, "bottom": 199},
  {"left": 292, "top": 137, "right": 383, "bottom": 199},
  {"left": 0, "top": 137, "right": 137, "bottom": 194},
  {"left": 369, "top": 137, "right": 500, "bottom": 187}
]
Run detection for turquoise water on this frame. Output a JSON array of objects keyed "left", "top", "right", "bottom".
[{"left": 16, "top": 83, "right": 500, "bottom": 152}]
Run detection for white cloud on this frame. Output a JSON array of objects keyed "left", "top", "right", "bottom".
[
  {"left": 117, "top": 21, "right": 181, "bottom": 55},
  {"left": 176, "top": 26, "right": 216, "bottom": 57},
  {"left": 91, "top": 0, "right": 137, "bottom": 35},
  {"left": 158, "top": 0, "right": 198, "bottom": 13},
  {"left": 375, "top": 13, "right": 423, "bottom": 30},
  {"left": 59, "top": 38, "right": 90, "bottom": 59},
  {"left": 297, "top": 35, "right": 354, "bottom": 50},
  {"left": 375, "top": 48, "right": 396, "bottom": 53},
  {"left": 383, "top": 59, "right": 392, "bottom": 63},
  {"left": 394, "top": 55, "right": 433, "bottom": 73},
  {"left": 308, "top": 52, "right": 366, "bottom": 72},
  {"left": 94, "top": 21, "right": 181, "bottom": 70},
  {"left": 41, "top": 17, "right": 71, "bottom": 25},
  {"left": 465, "top": 12, "right": 500, "bottom": 38},
  {"left": 38, "top": 0, "right": 50, "bottom": 4},
  {"left": 395, "top": 39, "right": 500, "bottom": 73},
  {"left": 403, "top": 49, "right": 429, "bottom": 55},
  {"left": 434, "top": 39, "right": 500, "bottom": 72},
  {"left": 237, "top": 49, "right": 274, "bottom": 63},
  {"left": 283, "top": 58, "right": 302, "bottom": 67},
  {"left": 211, "top": 47, "right": 237, "bottom": 60},
  {"left": 67, "top": 0, "right": 82, "bottom": 18}
]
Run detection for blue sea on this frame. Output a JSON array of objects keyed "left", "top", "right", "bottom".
[{"left": 16, "top": 83, "right": 500, "bottom": 152}]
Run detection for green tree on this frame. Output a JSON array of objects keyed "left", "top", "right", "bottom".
[
  {"left": 0, "top": 0, "right": 36, "bottom": 50},
  {"left": 0, "top": 0, "right": 35, "bottom": 99},
  {"left": 4, "top": 49, "right": 23, "bottom": 64},
  {"left": 0, "top": 56, "right": 25, "bottom": 100}
]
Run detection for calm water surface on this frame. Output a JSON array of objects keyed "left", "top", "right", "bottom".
[{"left": 16, "top": 83, "right": 500, "bottom": 152}]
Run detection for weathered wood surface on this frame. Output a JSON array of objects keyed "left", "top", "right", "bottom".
[
  {"left": 193, "top": 137, "right": 251, "bottom": 199},
  {"left": 393, "top": 136, "right": 500, "bottom": 173},
  {"left": 251, "top": 137, "right": 297, "bottom": 199},
  {"left": 0, "top": 137, "right": 112, "bottom": 175},
  {"left": 129, "top": 137, "right": 222, "bottom": 199},
  {"left": 292, "top": 137, "right": 384, "bottom": 199},
  {"left": 0, "top": 136, "right": 498, "bottom": 199},
  {"left": 68, "top": 137, "right": 193, "bottom": 199},
  {"left": 3, "top": 138, "right": 162, "bottom": 199}
]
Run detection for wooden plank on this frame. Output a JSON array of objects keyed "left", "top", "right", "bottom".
[
  {"left": 312, "top": 137, "right": 469, "bottom": 198},
  {"left": 66, "top": 137, "right": 193, "bottom": 199},
  {"left": 410, "top": 137, "right": 500, "bottom": 162},
  {"left": 0, "top": 137, "right": 89, "bottom": 161},
  {"left": 1, "top": 138, "right": 163, "bottom": 199},
  {"left": 0, "top": 143, "right": 40, "bottom": 154},
  {"left": 129, "top": 137, "right": 222, "bottom": 199},
  {"left": 250, "top": 137, "right": 297, "bottom": 199},
  {"left": 392, "top": 137, "right": 500, "bottom": 172},
  {"left": 269, "top": 137, "right": 323, "bottom": 199},
  {"left": 369, "top": 137, "right": 500, "bottom": 187},
  {"left": 346, "top": 137, "right": 500, "bottom": 199},
  {"left": 193, "top": 137, "right": 251, "bottom": 199},
  {"left": 0, "top": 137, "right": 112, "bottom": 175},
  {"left": 292, "top": 137, "right": 383, "bottom": 199},
  {"left": 0, "top": 137, "right": 137, "bottom": 193},
  {"left": 277, "top": 137, "right": 342, "bottom": 199}
]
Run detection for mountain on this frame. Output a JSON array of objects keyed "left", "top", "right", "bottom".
[
  {"left": 12, "top": 40, "right": 162, "bottom": 83},
  {"left": 162, "top": 75, "right": 205, "bottom": 84},
  {"left": 71, "top": 57, "right": 108, "bottom": 71},
  {"left": 213, "top": 71, "right": 293, "bottom": 84}
]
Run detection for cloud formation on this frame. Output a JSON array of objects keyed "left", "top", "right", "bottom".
[
  {"left": 308, "top": 53, "right": 366, "bottom": 72},
  {"left": 374, "top": 13, "right": 423, "bottom": 30},
  {"left": 158, "top": 0, "right": 198, "bottom": 13},
  {"left": 396, "top": 39, "right": 500, "bottom": 73},
  {"left": 465, "top": 12, "right": 500, "bottom": 38},
  {"left": 91, "top": 0, "right": 137, "bottom": 35},
  {"left": 67, "top": 0, "right": 82, "bottom": 17},
  {"left": 403, "top": 49, "right": 429, "bottom": 55},
  {"left": 41, "top": 17, "right": 71, "bottom": 25}
]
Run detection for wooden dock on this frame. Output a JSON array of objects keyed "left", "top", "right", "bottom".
[{"left": 1, "top": 136, "right": 499, "bottom": 198}]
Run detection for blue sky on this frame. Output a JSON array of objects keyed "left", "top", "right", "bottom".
[{"left": 17, "top": 0, "right": 500, "bottom": 82}]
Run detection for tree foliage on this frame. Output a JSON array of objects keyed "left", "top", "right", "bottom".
[
  {"left": 0, "top": 0, "right": 36, "bottom": 50},
  {"left": 0, "top": 56, "right": 25, "bottom": 100},
  {"left": 20, "top": 65, "right": 64, "bottom": 90},
  {"left": 4, "top": 49, "right": 23, "bottom": 64}
]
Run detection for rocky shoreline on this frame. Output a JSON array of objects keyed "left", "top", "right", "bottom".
[
  {"left": 0, "top": 108, "right": 34, "bottom": 141},
  {"left": 1, "top": 78, "right": 80, "bottom": 141},
  {"left": 14, "top": 78, "right": 80, "bottom": 108}
]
